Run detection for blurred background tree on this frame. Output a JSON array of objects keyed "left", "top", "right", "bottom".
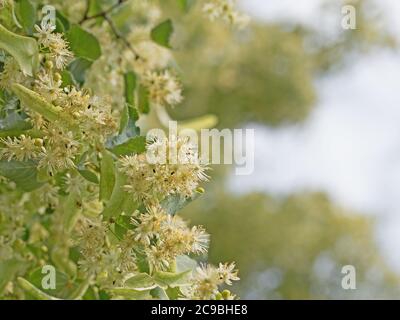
[
  {"left": 183, "top": 192, "right": 400, "bottom": 299},
  {"left": 166, "top": 0, "right": 400, "bottom": 299}
]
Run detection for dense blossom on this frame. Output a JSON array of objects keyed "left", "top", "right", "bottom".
[
  {"left": 0, "top": 0, "right": 244, "bottom": 300},
  {"left": 119, "top": 137, "right": 209, "bottom": 203}
]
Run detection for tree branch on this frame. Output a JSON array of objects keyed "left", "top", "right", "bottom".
[
  {"left": 79, "top": 0, "right": 126, "bottom": 24},
  {"left": 79, "top": 0, "right": 140, "bottom": 60}
]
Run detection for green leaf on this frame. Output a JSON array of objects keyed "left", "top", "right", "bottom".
[
  {"left": 124, "top": 72, "right": 137, "bottom": 105},
  {"left": 100, "top": 150, "right": 115, "bottom": 201},
  {"left": 153, "top": 270, "right": 191, "bottom": 289},
  {"left": 0, "top": 23, "right": 39, "bottom": 76},
  {"left": 114, "top": 104, "right": 140, "bottom": 141},
  {"left": 119, "top": 104, "right": 129, "bottom": 135},
  {"left": 121, "top": 196, "right": 139, "bottom": 216},
  {"left": 29, "top": 267, "right": 75, "bottom": 299},
  {"left": 108, "top": 288, "right": 152, "bottom": 300},
  {"left": 179, "top": 114, "right": 219, "bottom": 131},
  {"left": 67, "top": 278, "right": 91, "bottom": 300},
  {"left": 151, "top": 287, "right": 169, "bottom": 300},
  {"left": 107, "top": 104, "right": 144, "bottom": 156},
  {"left": 151, "top": 19, "right": 174, "bottom": 48},
  {"left": 135, "top": 252, "right": 151, "bottom": 274},
  {"left": 161, "top": 192, "right": 201, "bottom": 216},
  {"left": 108, "top": 135, "right": 146, "bottom": 156},
  {"left": 78, "top": 169, "right": 99, "bottom": 184},
  {"left": 0, "top": 127, "right": 41, "bottom": 138},
  {"left": 0, "top": 259, "right": 21, "bottom": 294},
  {"left": 101, "top": 171, "right": 129, "bottom": 219},
  {"left": 113, "top": 222, "right": 127, "bottom": 240},
  {"left": 176, "top": 255, "right": 198, "bottom": 273},
  {"left": 62, "top": 190, "right": 82, "bottom": 233},
  {"left": 177, "top": 0, "right": 187, "bottom": 11},
  {"left": 116, "top": 215, "right": 135, "bottom": 230},
  {"left": 165, "top": 286, "right": 183, "bottom": 300},
  {"left": 87, "top": 0, "right": 104, "bottom": 17},
  {"left": 109, "top": 2, "right": 136, "bottom": 36},
  {"left": 67, "top": 57, "right": 93, "bottom": 86},
  {"left": 113, "top": 214, "right": 135, "bottom": 239},
  {"left": 124, "top": 273, "right": 157, "bottom": 291},
  {"left": 17, "top": 277, "right": 60, "bottom": 300},
  {"left": 55, "top": 11, "right": 70, "bottom": 33},
  {"left": 66, "top": 24, "right": 101, "bottom": 61},
  {"left": 0, "top": 110, "right": 31, "bottom": 132},
  {"left": 138, "top": 84, "right": 149, "bottom": 114},
  {"left": 60, "top": 69, "right": 76, "bottom": 87},
  {"left": 177, "top": 0, "right": 195, "bottom": 12},
  {"left": 0, "top": 160, "right": 43, "bottom": 191},
  {"left": 16, "top": 0, "right": 37, "bottom": 35},
  {"left": 51, "top": 246, "right": 77, "bottom": 278},
  {"left": 11, "top": 84, "right": 67, "bottom": 123},
  {"left": 55, "top": 18, "right": 65, "bottom": 33}
]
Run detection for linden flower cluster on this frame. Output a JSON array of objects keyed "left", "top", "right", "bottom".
[
  {"left": 34, "top": 21, "right": 74, "bottom": 69},
  {"left": 0, "top": 135, "right": 42, "bottom": 162},
  {"left": 119, "top": 137, "right": 209, "bottom": 202},
  {"left": 0, "top": 193, "right": 28, "bottom": 262},
  {"left": 0, "top": 0, "right": 247, "bottom": 300},
  {"left": 203, "top": 0, "right": 250, "bottom": 28},
  {"left": 0, "top": 57, "right": 28, "bottom": 90},
  {"left": 142, "top": 70, "right": 183, "bottom": 107},
  {"left": 129, "top": 205, "right": 209, "bottom": 270},
  {"left": 85, "top": 1, "right": 172, "bottom": 108},
  {"left": 181, "top": 263, "right": 240, "bottom": 300},
  {"left": 74, "top": 205, "right": 238, "bottom": 299},
  {"left": 0, "top": 122, "right": 80, "bottom": 174},
  {"left": 0, "top": 0, "right": 12, "bottom": 9},
  {"left": 0, "top": 23, "right": 117, "bottom": 175}
]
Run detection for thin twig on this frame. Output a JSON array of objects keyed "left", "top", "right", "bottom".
[
  {"left": 79, "top": 0, "right": 126, "bottom": 24},
  {"left": 79, "top": 0, "right": 140, "bottom": 60},
  {"left": 104, "top": 15, "right": 140, "bottom": 60},
  {"left": 80, "top": 0, "right": 90, "bottom": 24}
]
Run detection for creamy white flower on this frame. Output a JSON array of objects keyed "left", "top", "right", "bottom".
[
  {"left": 119, "top": 137, "right": 208, "bottom": 202},
  {"left": 0, "top": 135, "right": 42, "bottom": 162},
  {"left": 34, "top": 22, "right": 73, "bottom": 70},
  {"left": 34, "top": 21, "right": 56, "bottom": 47},
  {"left": 217, "top": 262, "right": 240, "bottom": 285},
  {"left": 143, "top": 70, "right": 183, "bottom": 107},
  {"left": 203, "top": 0, "right": 250, "bottom": 28}
]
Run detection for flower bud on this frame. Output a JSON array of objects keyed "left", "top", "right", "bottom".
[
  {"left": 222, "top": 290, "right": 231, "bottom": 299},
  {"left": 54, "top": 72, "right": 62, "bottom": 82},
  {"left": 34, "top": 138, "right": 43, "bottom": 147},
  {"left": 45, "top": 60, "right": 54, "bottom": 69}
]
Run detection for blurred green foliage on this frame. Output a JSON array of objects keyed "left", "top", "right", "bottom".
[
  {"left": 173, "top": 24, "right": 316, "bottom": 127},
  {"left": 173, "top": 0, "right": 399, "bottom": 299},
  {"left": 169, "top": 0, "right": 395, "bottom": 128},
  {"left": 183, "top": 192, "right": 400, "bottom": 299}
]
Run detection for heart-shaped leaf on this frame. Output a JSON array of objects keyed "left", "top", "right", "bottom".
[{"left": 0, "top": 23, "right": 39, "bottom": 76}]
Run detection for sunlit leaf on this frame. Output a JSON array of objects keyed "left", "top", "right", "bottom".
[
  {"left": 0, "top": 160, "right": 43, "bottom": 191},
  {"left": 66, "top": 25, "right": 101, "bottom": 61},
  {"left": 124, "top": 273, "right": 157, "bottom": 291},
  {"left": 100, "top": 150, "right": 115, "bottom": 201},
  {"left": 153, "top": 270, "right": 191, "bottom": 288},
  {"left": 151, "top": 19, "right": 174, "bottom": 48},
  {"left": 0, "top": 23, "right": 39, "bottom": 76}
]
